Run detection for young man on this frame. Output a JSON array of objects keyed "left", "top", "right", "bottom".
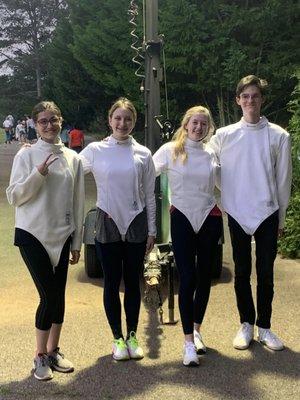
[{"left": 209, "top": 75, "right": 292, "bottom": 351}]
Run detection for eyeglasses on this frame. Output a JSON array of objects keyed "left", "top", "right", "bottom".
[
  {"left": 37, "top": 117, "right": 61, "bottom": 127},
  {"left": 239, "top": 93, "right": 262, "bottom": 101}
]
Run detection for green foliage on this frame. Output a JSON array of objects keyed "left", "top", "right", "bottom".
[{"left": 278, "top": 71, "right": 300, "bottom": 258}]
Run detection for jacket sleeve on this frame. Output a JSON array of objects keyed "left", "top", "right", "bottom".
[
  {"left": 71, "top": 159, "right": 85, "bottom": 251},
  {"left": 142, "top": 153, "right": 157, "bottom": 237},
  {"left": 152, "top": 144, "right": 168, "bottom": 176},
  {"left": 276, "top": 134, "right": 292, "bottom": 229},
  {"left": 6, "top": 153, "right": 46, "bottom": 207},
  {"left": 79, "top": 144, "right": 94, "bottom": 174},
  {"left": 207, "top": 131, "right": 223, "bottom": 163}
]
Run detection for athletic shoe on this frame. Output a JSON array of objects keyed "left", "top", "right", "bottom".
[
  {"left": 48, "top": 347, "right": 74, "bottom": 373},
  {"left": 33, "top": 353, "right": 53, "bottom": 381},
  {"left": 183, "top": 342, "right": 199, "bottom": 367},
  {"left": 126, "top": 331, "right": 144, "bottom": 359},
  {"left": 112, "top": 338, "right": 130, "bottom": 361},
  {"left": 233, "top": 322, "right": 254, "bottom": 350},
  {"left": 258, "top": 328, "right": 284, "bottom": 351},
  {"left": 193, "top": 330, "right": 207, "bottom": 354}
]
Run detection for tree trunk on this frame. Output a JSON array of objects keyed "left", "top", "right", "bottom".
[{"left": 217, "top": 90, "right": 225, "bottom": 127}]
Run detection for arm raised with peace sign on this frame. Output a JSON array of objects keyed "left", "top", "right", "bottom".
[{"left": 37, "top": 153, "right": 59, "bottom": 176}]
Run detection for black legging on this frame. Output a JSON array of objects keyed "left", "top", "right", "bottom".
[
  {"left": 171, "top": 208, "right": 222, "bottom": 335},
  {"left": 19, "top": 237, "right": 71, "bottom": 330},
  {"left": 95, "top": 240, "right": 146, "bottom": 339}
]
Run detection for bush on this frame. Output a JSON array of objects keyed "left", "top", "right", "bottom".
[{"left": 278, "top": 71, "right": 300, "bottom": 258}]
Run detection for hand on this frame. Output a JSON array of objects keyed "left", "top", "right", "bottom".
[
  {"left": 145, "top": 235, "right": 155, "bottom": 255},
  {"left": 37, "top": 153, "right": 59, "bottom": 176},
  {"left": 278, "top": 228, "right": 284, "bottom": 238},
  {"left": 70, "top": 250, "right": 80, "bottom": 265}
]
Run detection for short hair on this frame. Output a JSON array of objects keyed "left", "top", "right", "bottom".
[
  {"left": 236, "top": 75, "right": 268, "bottom": 97},
  {"left": 31, "top": 101, "right": 62, "bottom": 122},
  {"left": 108, "top": 97, "right": 137, "bottom": 125}
]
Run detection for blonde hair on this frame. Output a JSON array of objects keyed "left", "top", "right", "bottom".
[
  {"left": 108, "top": 97, "right": 137, "bottom": 125},
  {"left": 172, "top": 106, "right": 215, "bottom": 163}
]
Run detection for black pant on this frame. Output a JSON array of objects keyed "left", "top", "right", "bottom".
[
  {"left": 228, "top": 212, "right": 279, "bottom": 329},
  {"left": 19, "top": 238, "right": 71, "bottom": 330},
  {"left": 95, "top": 240, "right": 146, "bottom": 338},
  {"left": 171, "top": 209, "right": 222, "bottom": 335}
]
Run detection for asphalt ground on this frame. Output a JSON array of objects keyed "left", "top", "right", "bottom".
[{"left": 0, "top": 140, "right": 299, "bottom": 400}]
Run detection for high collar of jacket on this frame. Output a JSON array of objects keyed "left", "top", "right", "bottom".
[
  {"left": 185, "top": 137, "right": 204, "bottom": 149},
  {"left": 240, "top": 116, "right": 268, "bottom": 130},
  {"left": 35, "top": 137, "right": 64, "bottom": 154},
  {"left": 108, "top": 135, "right": 134, "bottom": 146}
]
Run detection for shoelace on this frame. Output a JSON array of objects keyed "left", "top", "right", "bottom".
[{"left": 115, "top": 338, "right": 127, "bottom": 349}]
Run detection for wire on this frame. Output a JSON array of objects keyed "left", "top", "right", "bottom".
[
  {"left": 161, "top": 40, "right": 169, "bottom": 120},
  {"left": 128, "top": 0, "right": 145, "bottom": 84}
]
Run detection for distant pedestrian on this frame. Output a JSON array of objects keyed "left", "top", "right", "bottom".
[
  {"left": 60, "top": 122, "right": 71, "bottom": 147},
  {"left": 69, "top": 125, "right": 84, "bottom": 152},
  {"left": 209, "top": 75, "right": 292, "bottom": 351},
  {"left": 6, "top": 101, "right": 85, "bottom": 381},
  {"left": 3, "top": 117, "right": 13, "bottom": 144}
]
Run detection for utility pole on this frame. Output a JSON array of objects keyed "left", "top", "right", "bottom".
[{"left": 144, "top": 0, "right": 161, "bottom": 154}]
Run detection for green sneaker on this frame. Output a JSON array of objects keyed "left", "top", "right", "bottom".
[
  {"left": 33, "top": 353, "right": 53, "bottom": 381},
  {"left": 126, "top": 331, "right": 144, "bottom": 359},
  {"left": 112, "top": 338, "right": 130, "bottom": 361},
  {"left": 48, "top": 347, "right": 74, "bottom": 373}
]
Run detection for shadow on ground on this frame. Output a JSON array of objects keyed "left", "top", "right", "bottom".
[{"left": 1, "top": 346, "right": 299, "bottom": 400}]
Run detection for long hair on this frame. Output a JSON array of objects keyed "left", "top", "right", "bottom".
[{"left": 172, "top": 106, "right": 215, "bottom": 163}]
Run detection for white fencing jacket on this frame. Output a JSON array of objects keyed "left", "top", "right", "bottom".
[
  {"left": 6, "top": 138, "right": 85, "bottom": 266},
  {"left": 208, "top": 117, "right": 292, "bottom": 234},
  {"left": 153, "top": 138, "right": 218, "bottom": 233},
  {"left": 80, "top": 135, "right": 156, "bottom": 237}
]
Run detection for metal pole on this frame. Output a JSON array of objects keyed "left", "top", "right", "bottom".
[{"left": 144, "top": 0, "right": 161, "bottom": 155}]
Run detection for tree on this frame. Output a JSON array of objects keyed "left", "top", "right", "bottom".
[{"left": 0, "top": 0, "right": 67, "bottom": 99}]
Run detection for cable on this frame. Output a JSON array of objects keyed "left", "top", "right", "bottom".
[{"left": 128, "top": 0, "right": 145, "bottom": 90}]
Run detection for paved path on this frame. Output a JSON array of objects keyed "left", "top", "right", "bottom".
[{"left": 0, "top": 140, "right": 299, "bottom": 400}]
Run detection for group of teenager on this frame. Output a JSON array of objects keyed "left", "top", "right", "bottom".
[{"left": 6, "top": 75, "right": 292, "bottom": 381}]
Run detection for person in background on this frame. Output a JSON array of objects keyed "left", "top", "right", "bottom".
[
  {"left": 60, "top": 121, "right": 71, "bottom": 147},
  {"left": 3, "top": 116, "right": 13, "bottom": 144},
  {"left": 209, "top": 75, "right": 292, "bottom": 351},
  {"left": 15, "top": 120, "right": 26, "bottom": 142},
  {"left": 153, "top": 106, "right": 222, "bottom": 367},
  {"left": 6, "top": 101, "right": 84, "bottom": 381},
  {"left": 69, "top": 124, "right": 85, "bottom": 152},
  {"left": 80, "top": 98, "right": 156, "bottom": 361}
]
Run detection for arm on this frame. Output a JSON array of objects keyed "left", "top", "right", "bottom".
[
  {"left": 70, "top": 159, "right": 85, "bottom": 263},
  {"left": 275, "top": 134, "right": 292, "bottom": 230},
  {"left": 207, "top": 131, "right": 223, "bottom": 163},
  {"left": 78, "top": 144, "right": 94, "bottom": 174},
  {"left": 152, "top": 144, "right": 168, "bottom": 176},
  {"left": 6, "top": 153, "right": 46, "bottom": 207},
  {"left": 142, "top": 154, "right": 157, "bottom": 253}
]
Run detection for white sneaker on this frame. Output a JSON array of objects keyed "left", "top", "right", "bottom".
[
  {"left": 112, "top": 338, "right": 130, "bottom": 361},
  {"left": 233, "top": 322, "right": 254, "bottom": 350},
  {"left": 258, "top": 328, "right": 284, "bottom": 351},
  {"left": 183, "top": 341, "right": 199, "bottom": 367},
  {"left": 193, "top": 330, "right": 206, "bottom": 354},
  {"left": 126, "top": 331, "right": 144, "bottom": 359}
]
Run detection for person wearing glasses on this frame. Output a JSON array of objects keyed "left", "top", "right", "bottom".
[
  {"left": 7, "top": 101, "right": 85, "bottom": 381},
  {"left": 153, "top": 106, "right": 222, "bottom": 367},
  {"left": 209, "top": 75, "right": 292, "bottom": 351}
]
